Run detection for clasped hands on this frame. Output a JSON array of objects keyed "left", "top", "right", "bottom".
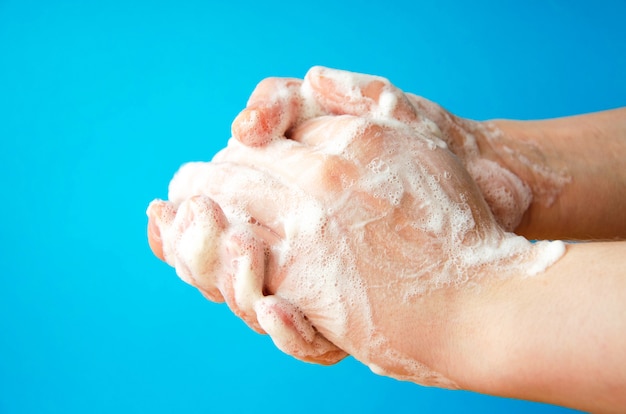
[{"left": 147, "top": 67, "right": 560, "bottom": 387}]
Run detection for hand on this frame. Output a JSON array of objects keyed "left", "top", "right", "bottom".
[
  {"left": 148, "top": 106, "right": 564, "bottom": 387},
  {"left": 232, "top": 66, "right": 569, "bottom": 232},
  {"left": 147, "top": 166, "right": 348, "bottom": 366}
]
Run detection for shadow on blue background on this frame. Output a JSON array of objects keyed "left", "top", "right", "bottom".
[{"left": 1, "top": 1, "right": 624, "bottom": 413}]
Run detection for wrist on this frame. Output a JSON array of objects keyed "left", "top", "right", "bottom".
[
  {"left": 483, "top": 119, "right": 572, "bottom": 239},
  {"left": 367, "top": 236, "right": 566, "bottom": 391},
  {"left": 449, "top": 242, "right": 626, "bottom": 412},
  {"left": 490, "top": 112, "right": 626, "bottom": 240},
  {"left": 439, "top": 239, "right": 568, "bottom": 393}
]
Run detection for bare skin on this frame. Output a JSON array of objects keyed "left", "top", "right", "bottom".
[
  {"left": 491, "top": 111, "right": 626, "bottom": 240},
  {"left": 461, "top": 241, "right": 626, "bottom": 413},
  {"left": 147, "top": 67, "right": 626, "bottom": 412}
]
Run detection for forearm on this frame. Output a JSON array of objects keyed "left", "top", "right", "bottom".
[
  {"left": 490, "top": 108, "right": 626, "bottom": 240},
  {"left": 451, "top": 241, "right": 626, "bottom": 413}
]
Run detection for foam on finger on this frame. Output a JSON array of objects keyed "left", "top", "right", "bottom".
[
  {"left": 303, "top": 66, "right": 421, "bottom": 125},
  {"left": 225, "top": 229, "right": 266, "bottom": 329},
  {"left": 232, "top": 77, "right": 307, "bottom": 146},
  {"left": 146, "top": 199, "right": 177, "bottom": 266},
  {"left": 254, "top": 295, "right": 348, "bottom": 365},
  {"left": 170, "top": 196, "right": 228, "bottom": 289},
  {"left": 151, "top": 85, "right": 570, "bottom": 386}
]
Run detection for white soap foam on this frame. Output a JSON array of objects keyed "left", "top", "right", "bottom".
[
  {"left": 298, "top": 77, "right": 325, "bottom": 122},
  {"left": 366, "top": 341, "right": 459, "bottom": 388},
  {"left": 161, "top": 196, "right": 228, "bottom": 295},
  {"left": 166, "top": 154, "right": 366, "bottom": 346},
  {"left": 329, "top": 122, "right": 565, "bottom": 384},
  {"left": 276, "top": 220, "right": 367, "bottom": 342},
  {"left": 231, "top": 246, "right": 264, "bottom": 316},
  {"left": 156, "top": 68, "right": 567, "bottom": 386},
  {"left": 467, "top": 158, "right": 533, "bottom": 231},
  {"left": 481, "top": 121, "right": 572, "bottom": 208}
]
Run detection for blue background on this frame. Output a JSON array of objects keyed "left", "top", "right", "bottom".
[{"left": 1, "top": 1, "right": 624, "bottom": 413}]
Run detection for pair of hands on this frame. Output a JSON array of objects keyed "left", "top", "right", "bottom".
[{"left": 146, "top": 67, "right": 558, "bottom": 386}]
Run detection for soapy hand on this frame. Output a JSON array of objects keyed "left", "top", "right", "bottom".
[
  {"left": 233, "top": 67, "right": 536, "bottom": 231},
  {"left": 147, "top": 89, "right": 563, "bottom": 386},
  {"left": 147, "top": 165, "right": 348, "bottom": 366}
]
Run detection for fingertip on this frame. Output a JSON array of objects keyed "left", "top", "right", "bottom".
[
  {"left": 303, "top": 66, "right": 369, "bottom": 115},
  {"left": 255, "top": 295, "right": 348, "bottom": 365},
  {"left": 304, "top": 65, "right": 326, "bottom": 84},
  {"left": 304, "top": 67, "right": 419, "bottom": 123},
  {"left": 186, "top": 194, "right": 229, "bottom": 231},
  {"left": 304, "top": 65, "right": 333, "bottom": 97},
  {"left": 198, "top": 287, "right": 225, "bottom": 304},
  {"left": 246, "top": 77, "right": 303, "bottom": 106},
  {"left": 232, "top": 77, "right": 304, "bottom": 147},
  {"left": 255, "top": 295, "right": 314, "bottom": 343},
  {"left": 148, "top": 221, "right": 164, "bottom": 261},
  {"left": 231, "top": 107, "right": 273, "bottom": 147},
  {"left": 147, "top": 200, "right": 166, "bottom": 261}
]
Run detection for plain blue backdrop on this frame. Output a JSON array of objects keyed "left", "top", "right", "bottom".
[{"left": 1, "top": 1, "right": 624, "bottom": 413}]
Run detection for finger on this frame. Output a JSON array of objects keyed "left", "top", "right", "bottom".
[
  {"left": 146, "top": 199, "right": 177, "bottom": 263},
  {"left": 255, "top": 295, "right": 348, "bottom": 365},
  {"left": 231, "top": 77, "right": 305, "bottom": 147},
  {"left": 216, "top": 228, "right": 267, "bottom": 333},
  {"left": 288, "top": 114, "right": 361, "bottom": 148},
  {"left": 405, "top": 93, "right": 447, "bottom": 122},
  {"left": 466, "top": 159, "right": 532, "bottom": 232},
  {"left": 304, "top": 66, "right": 420, "bottom": 124},
  {"left": 246, "top": 77, "right": 302, "bottom": 109},
  {"left": 168, "top": 152, "right": 356, "bottom": 237},
  {"left": 167, "top": 161, "right": 290, "bottom": 241},
  {"left": 405, "top": 93, "right": 467, "bottom": 151},
  {"left": 215, "top": 137, "right": 360, "bottom": 200},
  {"left": 148, "top": 198, "right": 228, "bottom": 301},
  {"left": 288, "top": 115, "right": 387, "bottom": 168},
  {"left": 175, "top": 195, "right": 229, "bottom": 292},
  {"left": 166, "top": 160, "right": 292, "bottom": 296}
]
